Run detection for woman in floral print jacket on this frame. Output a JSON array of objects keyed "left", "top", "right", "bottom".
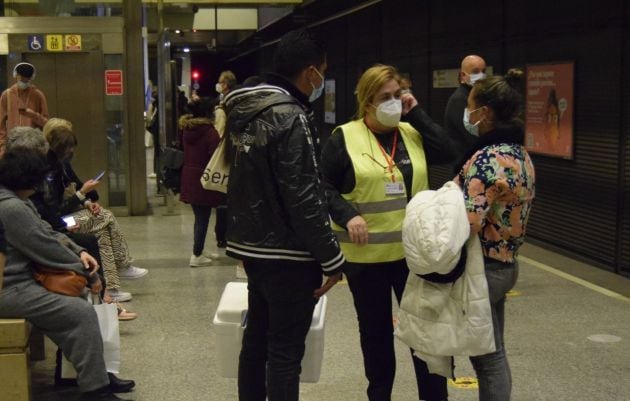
[{"left": 454, "top": 68, "right": 535, "bottom": 401}]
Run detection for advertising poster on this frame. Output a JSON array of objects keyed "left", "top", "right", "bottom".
[
  {"left": 525, "top": 62, "right": 574, "bottom": 159},
  {"left": 324, "top": 79, "right": 336, "bottom": 124}
]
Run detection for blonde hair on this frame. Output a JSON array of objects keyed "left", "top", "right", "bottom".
[
  {"left": 219, "top": 70, "right": 237, "bottom": 89},
  {"left": 355, "top": 64, "right": 401, "bottom": 119},
  {"left": 43, "top": 118, "right": 76, "bottom": 156}
]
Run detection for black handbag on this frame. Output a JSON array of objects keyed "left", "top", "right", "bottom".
[{"left": 161, "top": 147, "right": 184, "bottom": 170}]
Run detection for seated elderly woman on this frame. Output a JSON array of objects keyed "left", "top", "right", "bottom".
[
  {"left": 7, "top": 127, "right": 137, "bottom": 321},
  {"left": 0, "top": 147, "right": 134, "bottom": 401},
  {"left": 30, "top": 118, "right": 147, "bottom": 303}
]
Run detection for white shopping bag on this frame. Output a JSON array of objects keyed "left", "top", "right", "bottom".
[
  {"left": 94, "top": 299, "right": 121, "bottom": 374},
  {"left": 59, "top": 296, "right": 121, "bottom": 377},
  {"left": 200, "top": 137, "right": 229, "bottom": 193}
]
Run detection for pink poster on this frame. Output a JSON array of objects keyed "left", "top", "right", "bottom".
[{"left": 525, "top": 62, "right": 574, "bottom": 159}]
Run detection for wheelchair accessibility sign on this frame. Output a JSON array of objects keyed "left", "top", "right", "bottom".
[{"left": 28, "top": 35, "right": 44, "bottom": 51}]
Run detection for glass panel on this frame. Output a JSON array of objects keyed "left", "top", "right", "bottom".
[{"left": 104, "top": 54, "right": 126, "bottom": 207}]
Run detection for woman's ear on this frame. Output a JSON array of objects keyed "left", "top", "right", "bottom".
[{"left": 481, "top": 105, "right": 495, "bottom": 123}]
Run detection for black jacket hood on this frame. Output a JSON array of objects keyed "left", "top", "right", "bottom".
[{"left": 224, "top": 84, "right": 299, "bottom": 137}]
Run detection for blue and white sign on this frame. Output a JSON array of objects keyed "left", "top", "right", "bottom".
[
  {"left": 28, "top": 35, "right": 44, "bottom": 51},
  {"left": 192, "top": 82, "right": 200, "bottom": 90}
]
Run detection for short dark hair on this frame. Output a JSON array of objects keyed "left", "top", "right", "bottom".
[
  {"left": 14, "top": 62, "right": 35, "bottom": 79},
  {"left": 0, "top": 148, "right": 49, "bottom": 190},
  {"left": 273, "top": 29, "right": 326, "bottom": 79}
]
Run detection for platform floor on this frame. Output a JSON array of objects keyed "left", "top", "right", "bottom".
[{"left": 28, "top": 191, "right": 630, "bottom": 401}]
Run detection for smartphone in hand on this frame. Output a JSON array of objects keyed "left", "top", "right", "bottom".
[
  {"left": 62, "top": 214, "right": 77, "bottom": 228},
  {"left": 93, "top": 170, "right": 105, "bottom": 181}
]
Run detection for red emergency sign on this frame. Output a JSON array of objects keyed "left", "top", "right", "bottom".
[{"left": 105, "top": 70, "right": 123, "bottom": 96}]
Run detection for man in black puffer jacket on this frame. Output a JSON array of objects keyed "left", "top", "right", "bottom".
[{"left": 224, "top": 29, "right": 344, "bottom": 401}]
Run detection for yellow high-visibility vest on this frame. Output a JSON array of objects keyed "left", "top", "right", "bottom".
[{"left": 331, "top": 119, "right": 429, "bottom": 263}]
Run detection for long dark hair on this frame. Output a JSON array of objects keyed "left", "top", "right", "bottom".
[{"left": 471, "top": 68, "right": 524, "bottom": 127}]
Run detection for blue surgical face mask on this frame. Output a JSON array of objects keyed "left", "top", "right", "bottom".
[
  {"left": 463, "top": 107, "right": 483, "bottom": 136},
  {"left": 309, "top": 67, "right": 325, "bottom": 103}
]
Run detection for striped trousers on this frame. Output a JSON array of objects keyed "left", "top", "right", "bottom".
[{"left": 74, "top": 208, "right": 132, "bottom": 291}]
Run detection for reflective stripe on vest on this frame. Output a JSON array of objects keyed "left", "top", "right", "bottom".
[{"left": 331, "top": 119, "right": 429, "bottom": 263}]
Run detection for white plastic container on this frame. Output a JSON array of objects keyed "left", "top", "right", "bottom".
[{"left": 213, "top": 281, "right": 327, "bottom": 383}]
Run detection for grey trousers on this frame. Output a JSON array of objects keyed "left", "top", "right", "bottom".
[{"left": 0, "top": 279, "right": 109, "bottom": 392}]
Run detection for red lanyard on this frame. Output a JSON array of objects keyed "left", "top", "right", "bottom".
[{"left": 374, "top": 129, "right": 398, "bottom": 182}]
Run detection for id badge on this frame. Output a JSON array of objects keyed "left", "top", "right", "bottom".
[{"left": 385, "top": 182, "right": 405, "bottom": 196}]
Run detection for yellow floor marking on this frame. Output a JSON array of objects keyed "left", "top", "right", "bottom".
[
  {"left": 519, "top": 256, "right": 630, "bottom": 303},
  {"left": 448, "top": 376, "right": 478, "bottom": 389},
  {"left": 506, "top": 289, "right": 522, "bottom": 297}
]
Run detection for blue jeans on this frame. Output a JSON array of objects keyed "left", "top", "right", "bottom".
[
  {"left": 345, "top": 260, "right": 448, "bottom": 401},
  {"left": 238, "top": 260, "right": 322, "bottom": 401},
  {"left": 470, "top": 260, "right": 519, "bottom": 401}
]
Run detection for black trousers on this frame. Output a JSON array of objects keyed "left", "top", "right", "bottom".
[
  {"left": 238, "top": 260, "right": 322, "bottom": 401},
  {"left": 66, "top": 232, "right": 106, "bottom": 291},
  {"left": 191, "top": 205, "right": 212, "bottom": 256},
  {"left": 214, "top": 205, "right": 227, "bottom": 244},
  {"left": 344, "top": 259, "right": 448, "bottom": 401}
]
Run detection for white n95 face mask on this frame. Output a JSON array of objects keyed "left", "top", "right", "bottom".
[
  {"left": 375, "top": 98, "right": 402, "bottom": 127},
  {"left": 215, "top": 83, "right": 223, "bottom": 93}
]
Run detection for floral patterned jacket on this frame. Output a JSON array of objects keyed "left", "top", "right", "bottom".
[{"left": 454, "top": 131, "right": 535, "bottom": 263}]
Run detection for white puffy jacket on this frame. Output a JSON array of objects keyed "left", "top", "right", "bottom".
[{"left": 394, "top": 181, "right": 495, "bottom": 378}]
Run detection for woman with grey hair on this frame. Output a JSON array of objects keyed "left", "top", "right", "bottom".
[
  {"left": 6, "top": 126, "right": 49, "bottom": 154},
  {"left": 5, "top": 127, "right": 137, "bottom": 320},
  {"left": 6, "top": 127, "right": 48, "bottom": 154},
  {"left": 0, "top": 147, "right": 134, "bottom": 401}
]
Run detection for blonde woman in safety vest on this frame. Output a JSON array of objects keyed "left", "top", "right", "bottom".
[{"left": 321, "top": 64, "right": 454, "bottom": 401}]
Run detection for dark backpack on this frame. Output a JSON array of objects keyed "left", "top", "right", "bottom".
[{"left": 160, "top": 147, "right": 184, "bottom": 193}]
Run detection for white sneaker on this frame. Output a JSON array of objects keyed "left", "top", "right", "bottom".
[
  {"left": 203, "top": 250, "right": 221, "bottom": 259},
  {"left": 189, "top": 254, "right": 212, "bottom": 267},
  {"left": 108, "top": 289, "right": 132, "bottom": 302},
  {"left": 119, "top": 266, "right": 148, "bottom": 279}
]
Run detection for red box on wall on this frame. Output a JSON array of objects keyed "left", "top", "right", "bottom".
[{"left": 105, "top": 70, "right": 123, "bottom": 96}]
